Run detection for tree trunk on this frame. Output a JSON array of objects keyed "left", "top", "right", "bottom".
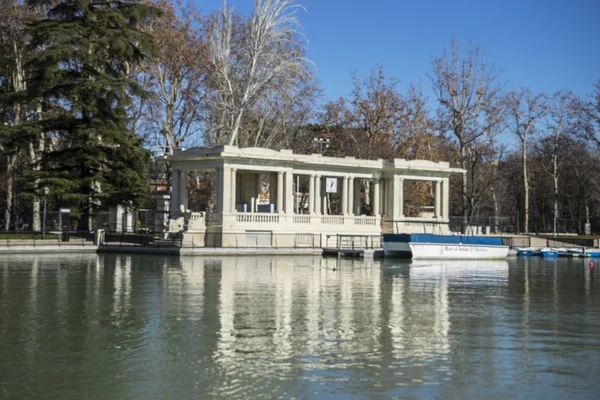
[
  {"left": 552, "top": 129, "right": 560, "bottom": 236},
  {"left": 491, "top": 187, "right": 499, "bottom": 233},
  {"left": 4, "top": 155, "right": 16, "bottom": 231},
  {"left": 29, "top": 136, "right": 44, "bottom": 232},
  {"left": 553, "top": 157, "right": 559, "bottom": 236},
  {"left": 522, "top": 136, "right": 529, "bottom": 234},
  {"left": 460, "top": 143, "right": 468, "bottom": 232},
  {"left": 228, "top": 108, "right": 245, "bottom": 146}
]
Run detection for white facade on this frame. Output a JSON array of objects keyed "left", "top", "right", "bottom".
[{"left": 167, "top": 146, "right": 464, "bottom": 247}]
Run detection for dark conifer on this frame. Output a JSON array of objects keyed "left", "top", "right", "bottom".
[{"left": 26, "top": 0, "right": 160, "bottom": 229}]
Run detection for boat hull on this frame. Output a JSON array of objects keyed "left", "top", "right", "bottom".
[
  {"left": 540, "top": 252, "right": 559, "bottom": 257},
  {"left": 382, "top": 241, "right": 412, "bottom": 258},
  {"left": 517, "top": 250, "right": 536, "bottom": 256},
  {"left": 383, "top": 233, "right": 508, "bottom": 260},
  {"left": 408, "top": 243, "right": 509, "bottom": 260}
]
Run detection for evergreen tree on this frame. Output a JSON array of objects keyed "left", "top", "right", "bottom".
[{"left": 26, "top": 0, "right": 160, "bottom": 229}]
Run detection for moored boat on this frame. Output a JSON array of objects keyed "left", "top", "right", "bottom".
[
  {"left": 584, "top": 249, "right": 600, "bottom": 258},
  {"left": 540, "top": 247, "right": 559, "bottom": 257},
  {"left": 383, "top": 233, "right": 509, "bottom": 260},
  {"left": 517, "top": 247, "right": 536, "bottom": 256}
]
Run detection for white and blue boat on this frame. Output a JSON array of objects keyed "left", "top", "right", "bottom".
[
  {"left": 584, "top": 249, "right": 600, "bottom": 258},
  {"left": 517, "top": 247, "right": 536, "bottom": 257},
  {"left": 383, "top": 233, "right": 509, "bottom": 260},
  {"left": 539, "top": 248, "right": 559, "bottom": 257}
]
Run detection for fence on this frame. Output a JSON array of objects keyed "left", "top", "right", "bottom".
[
  {"left": 449, "top": 216, "right": 516, "bottom": 234},
  {"left": 501, "top": 236, "right": 597, "bottom": 249},
  {"left": 0, "top": 231, "right": 96, "bottom": 247},
  {"left": 101, "top": 232, "right": 325, "bottom": 249},
  {"left": 324, "top": 234, "right": 382, "bottom": 250}
]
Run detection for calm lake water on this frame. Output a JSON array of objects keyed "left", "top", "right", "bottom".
[{"left": 1, "top": 254, "right": 599, "bottom": 399}]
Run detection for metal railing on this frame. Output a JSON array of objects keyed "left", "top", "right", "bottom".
[
  {"left": 325, "top": 234, "right": 382, "bottom": 250},
  {"left": 449, "top": 216, "right": 516, "bottom": 234},
  {"left": 0, "top": 231, "right": 96, "bottom": 247},
  {"left": 100, "top": 232, "right": 324, "bottom": 249}
]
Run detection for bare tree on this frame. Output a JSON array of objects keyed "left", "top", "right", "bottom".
[
  {"left": 507, "top": 88, "right": 548, "bottom": 233},
  {"left": 580, "top": 79, "right": 600, "bottom": 148},
  {"left": 430, "top": 39, "right": 507, "bottom": 223},
  {"left": 347, "top": 66, "right": 403, "bottom": 159},
  {"left": 138, "top": 0, "right": 207, "bottom": 155},
  {"left": 206, "top": 0, "right": 311, "bottom": 146},
  {"left": 541, "top": 91, "right": 577, "bottom": 235},
  {"left": 236, "top": 76, "right": 319, "bottom": 149},
  {"left": 394, "top": 85, "right": 449, "bottom": 161}
]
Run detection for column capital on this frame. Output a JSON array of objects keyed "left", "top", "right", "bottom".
[
  {"left": 310, "top": 174, "right": 315, "bottom": 178},
  {"left": 277, "top": 170, "right": 284, "bottom": 176}
]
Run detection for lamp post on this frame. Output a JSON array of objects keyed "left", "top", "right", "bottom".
[
  {"left": 312, "top": 137, "right": 330, "bottom": 154},
  {"left": 42, "top": 187, "right": 49, "bottom": 240}
]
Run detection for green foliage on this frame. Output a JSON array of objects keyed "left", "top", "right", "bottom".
[{"left": 24, "top": 0, "right": 160, "bottom": 225}]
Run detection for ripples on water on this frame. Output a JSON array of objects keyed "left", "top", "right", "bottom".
[{"left": 1, "top": 254, "right": 599, "bottom": 399}]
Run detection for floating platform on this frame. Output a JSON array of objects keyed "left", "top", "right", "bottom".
[{"left": 322, "top": 248, "right": 385, "bottom": 259}]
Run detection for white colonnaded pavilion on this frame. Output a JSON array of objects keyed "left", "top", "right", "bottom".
[{"left": 166, "top": 146, "right": 464, "bottom": 247}]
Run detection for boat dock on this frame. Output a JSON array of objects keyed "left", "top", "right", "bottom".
[{"left": 322, "top": 234, "right": 384, "bottom": 258}]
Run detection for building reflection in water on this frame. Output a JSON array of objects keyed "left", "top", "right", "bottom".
[
  {"left": 0, "top": 253, "right": 536, "bottom": 398},
  {"left": 210, "top": 257, "right": 509, "bottom": 380}
]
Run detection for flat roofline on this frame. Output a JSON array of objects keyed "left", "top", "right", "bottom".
[{"left": 169, "top": 145, "right": 465, "bottom": 174}]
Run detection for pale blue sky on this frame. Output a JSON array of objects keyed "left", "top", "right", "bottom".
[{"left": 194, "top": 0, "right": 600, "bottom": 103}]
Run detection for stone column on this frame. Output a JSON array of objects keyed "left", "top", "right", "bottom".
[
  {"left": 179, "top": 169, "right": 187, "bottom": 212},
  {"left": 230, "top": 168, "right": 237, "bottom": 212},
  {"left": 393, "top": 176, "right": 405, "bottom": 219},
  {"left": 315, "top": 175, "right": 322, "bottom": 215},
  {"left": 342, "top": 176, "right": 348, "bottom": 215},
  {"left": 285, "top": 170, "right": 294, "bottom": 215},
  {"left": 309, "top": 174, "right": 315, "bottom": 214},
  {"left": 399, "top": 178, "right": 404, "bottom": 218},
  {"left": 380, "top": 178, "right": 386, "bottom": 217},
  {"left": 374, "top": 179, "right": 380, "bottom": 216},
  {"left": 277, "top": 171, "right": 284, "bottom": 213},
  {"left": 387, "top": 177, "right": 394, "bottom": 217},
  {"left": 435, "top": 180, "right": 442, "bottom": 218},
  {"left": 354, "top": 179, "right": 361, "bottom": 215},
  {"left": 348, "top": 177, "right": 354, "bottom": 216},
  {"left": 170, "top": 169, "right": 180, "bottom": 214},
  {"left": 216, "top": 167, "right": 224, "bottom": 212},
  {"left": 392, "top": 176, "right": 400, "bottom": 219},
  {"left": 443, "top": 178, "right": 450, "bottom": 220},
  {"left": 217, "top": 166, "right": 231, "bottom": 213}
]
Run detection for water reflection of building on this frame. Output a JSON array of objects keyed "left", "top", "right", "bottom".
[
  {"left": 208, "top": 257, "right": 514, "bottom": 378},
  {"left": 2, "top": 253, "right": 522, "bottom": 398}
]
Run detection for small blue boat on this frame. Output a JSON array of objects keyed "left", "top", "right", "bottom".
[
  {"left": 540, "top": 248, "right": 559, "bottom": 257},
  {"left": 517, "top": 247, "right": 536, "bottom": 256},
  {"left": 585, "top": 250, "right": 600, "bottom": 258}
]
